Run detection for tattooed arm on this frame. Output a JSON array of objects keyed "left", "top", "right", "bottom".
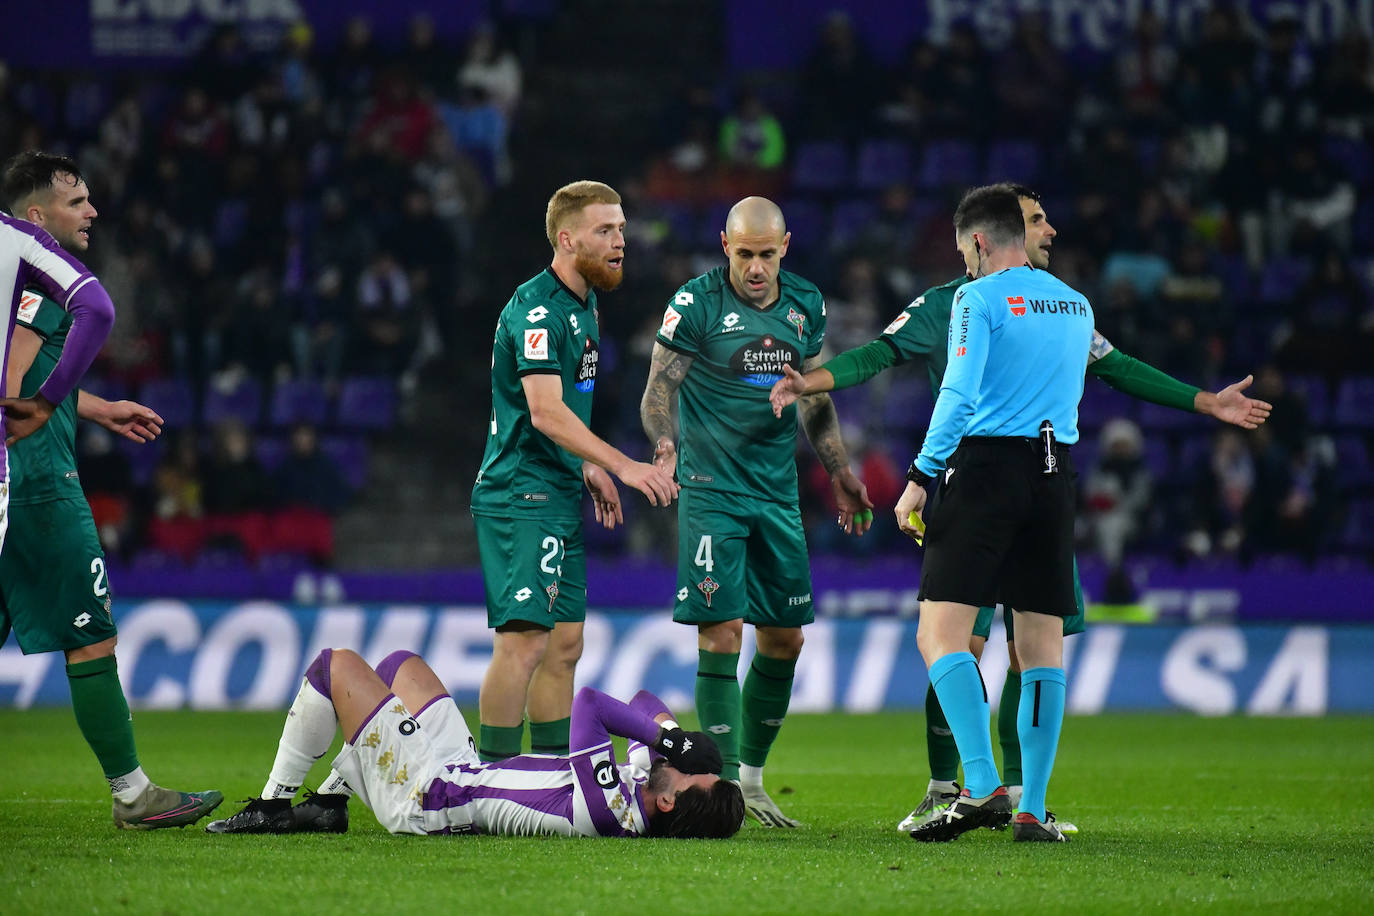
[
  {"left": 797, "top": 355, "right": 873, "bottom": 535},
  {"left": 640, "top": 342, "right": 695, "bottom": 477}
]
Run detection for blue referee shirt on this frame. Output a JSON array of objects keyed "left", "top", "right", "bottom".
[{"left": 915, "top": 265, "right": 1094, "bottom": 477}]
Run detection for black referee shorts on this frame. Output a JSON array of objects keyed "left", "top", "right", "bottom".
[{"left": 918, "top": 436, "right": 1077, "bottom": 617}]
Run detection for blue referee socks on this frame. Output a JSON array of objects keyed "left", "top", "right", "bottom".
[
  {"left": 928, "top": 652, "right": 1000, "bottom": 798},
  {"left": 1017, "top": 666, "right": 1067, "bottom": 822}
]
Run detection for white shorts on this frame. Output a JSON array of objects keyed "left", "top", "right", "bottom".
[{"left": 332, "top": 695, "right": 479, "bottom": 835}]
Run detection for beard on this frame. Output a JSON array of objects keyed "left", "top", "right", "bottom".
[
  {"left": 645, "top": 757, "right": 672, "bottom": 793},
  {"left": 574, "top": 246, "right": 624, "bottom": 291}
]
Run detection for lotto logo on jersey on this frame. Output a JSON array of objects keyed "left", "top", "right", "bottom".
[
  {"left": 524, "top": 329, "right": 549, "bottom": 360},
  {"left": 1007, "top": 295, "right": 1027, "bottom": 317},
  {"left": 17, "top": 291, "right": 41, "bottom": 325},
  {"left": 659, "top": 306, "right": 683, "bottom": 341},
  {"left": 526, "top": 305, "right": 549, "bottom": 323}
]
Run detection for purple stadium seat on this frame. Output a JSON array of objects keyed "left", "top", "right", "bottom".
[
  {"left": 697, "top": 203, "right": 733, "bottom": 248},
  {"left": 64, "top": 81, "right": 111, "bottom": 135},
  {"left": 117, "top": 437, "right": 166, "bottom": 486},
  {"left": 1322, "top": 136, "right": 1373, "bottom": 188},
  {"left": 830, "top": 199, "right": 879, "bottom": 249},
  {"left": 854, "top": 140, "right": 912, "bottom": 191},
  {"left": 984, "top": 139, "right": 1042, "bottom": 184},
  {"left": 1077, "top": 385, "right": 1137, "bottom": 430},
  {"left": 881, "top": 378, "right": 934, "bottom": 434},
  {"left": 1072, "top": 439, "right": 1098, "bottom": 474},
  {"left": 138, "top": 378, "right": 195, "bottom": 428},
  {"left": 791, "top": 141, "right": 850, "bottom": 193},
  {"left": 1339, "top": 499, "right": 1374, "bottom": 551},
  {"left": 1286, "top": 375, "right": 1329, "bottom": 426},
  {"left": 916, "top": 140, "right": 980, "bottom": 190},
  {"left": 254, "top": 436, "right": 289, "bottom": 473},
  {"left": 1333, "top": 435, "right": 1373, "bottom": 493},
  {"left": 202, "top": 377, "right": 263, "bottom": 426},
  {"left": 1257, "top": 257, "right": 1313, "bottom": 305},
  {"left": 319, "top": 435, "right": 369, "bottom": 490},
  {"left": 1141, "top": 439, "right": 1172, "bottom": 477},
  {"left": 1138, "top": 400, "right": 1205, "bottom": 432},
  {"left": 1333, "top": 377, "right": 1374, "bottom": 428},
  {"left": 827, "top": 385, "right": 869, "bottom": 424},
  {"left": 129, "top": 547, "right": 185, "bottom": 571},
  {"left": 335, "top": 377, "right": 397, "bottom": 431},
  {"left": 269, "top": 379, "right": 330, "bottom": 427},
  {"left": 780, "top": 199, "right": 826, "bottom": 250}
]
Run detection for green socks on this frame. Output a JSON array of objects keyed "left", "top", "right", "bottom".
[
  {"left": 478, "top": 723, "right": 524, "bottom": 762},
  {"left": 925, "top": 682, "right": 960, "bottom": 782},
  {"left": 530, "top": 717, "right": 570, "bottom": 755},
  {"left": 741, "top": 652, "right": 797, "bottom": 769},
  {"left": 66, "top": 655, "right": 139, "bottom": 780},
  {"left": 999, "top": 669, "right": 1023, "bottom": 786},
  {"left": 695, "top": 649, "right": 741, "bottom": 781}
]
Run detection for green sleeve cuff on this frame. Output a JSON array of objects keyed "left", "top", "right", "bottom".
[
  {"left": 825, "top": 338, "right": 900, "bottom": 390},
  {"left": 1088, "top": 348, "right": 1200, "bottom": 413}
]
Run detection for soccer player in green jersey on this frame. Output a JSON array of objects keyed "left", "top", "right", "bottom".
[
  {"left": 472, "top": 180, "right": 679, "bottom": 765},
  {"left": 770, "top": 183, "right": 1271, "bottom": 833},
  {"left": 641, "top": 197, "right": 872, "bottom": 827},
  {"left": 0, "top": 151, "right": 223, "bottom": 828}
]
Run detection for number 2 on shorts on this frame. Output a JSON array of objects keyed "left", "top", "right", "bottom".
[{"left": 539, "top": 536, "right": 564, "bottom": 576}]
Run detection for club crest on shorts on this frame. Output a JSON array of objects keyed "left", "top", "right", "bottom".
[
  {"left": 786, "top": 307, "right": 806, "bottom": 341},
  {"left": 545, "top": 583, "right": 559, "bottom": 614},
  {"left": 696, "top": 576, "right": 719, "bottom": 607}
]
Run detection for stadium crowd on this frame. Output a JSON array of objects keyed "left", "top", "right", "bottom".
[{"left": 0, "top": 4, "right": 1370, "bottom": 572}]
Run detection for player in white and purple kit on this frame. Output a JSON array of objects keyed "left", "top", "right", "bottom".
[
  {"left": 0, "top": 211, "right": 116, "bottom": 546},
  {"left": 207, "top": 648, "right": 743, "bottom": 839}
]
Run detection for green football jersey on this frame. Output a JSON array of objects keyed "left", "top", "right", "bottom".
[
  {"left": 655, "top": 266, "right": 826, "bottom": 504},
  {"left": 471, "top": 269, "right": 600, "bottom": 519},
  {"left": 9, "top": 291, "right": 81, "bottom": 505},
  {"left": 878, "top": 275, "right": 968, "bottom": 400}
]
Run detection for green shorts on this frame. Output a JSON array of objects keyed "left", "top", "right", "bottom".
[
  {"left": 472, "top": 512, "right": 586, "bottom": 629},
  {"left": 672, "top": 487, "right": 813, "bottom": 628},
  {"left": 971, "top": 555, "right": 1088, "bottom": 640},
  {"left": 0, "top": 498, "right": 116, "bottom": 655}
]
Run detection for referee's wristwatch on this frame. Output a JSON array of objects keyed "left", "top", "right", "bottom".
[{"left": 906, "top": 463, "right": 933, "bottom": 486}]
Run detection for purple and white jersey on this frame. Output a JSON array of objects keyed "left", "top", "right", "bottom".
[
  {"left": 0, "top": 214, "right": 115, "bottom": 478},
  {"left": 419, "top": 688, "right": 670, "bottom": 837}
]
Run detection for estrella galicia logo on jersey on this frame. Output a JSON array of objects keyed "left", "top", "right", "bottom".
[
  {"left": 594, "top": 759, "right": 619, "bottom": 790},
  {"left": 786, "top": 307, "right": 806, "bottom": 341},
  {"left": 729, "top": 335, "right": 798, "bottom": 387},
  {"left": 1007, "top": 295, "right": 1026, "bottom": 316},
  {"left": 574, "top": 338, "right": 598, "bottom": 392},
  {"left": 697, "top": 576, "right": 720, "bottom": 607}
]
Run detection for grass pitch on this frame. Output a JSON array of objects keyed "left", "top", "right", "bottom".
[{"left": 2, "top": 709, "right": 1370, "bottom": 915}]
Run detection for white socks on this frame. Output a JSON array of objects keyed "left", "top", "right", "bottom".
[
  {"left": 110, "top": 766, "right": 150, "bottom": 804},
  {"left": 262, "top": 677, "right": 338, "bottom": 799},
  {"left": 740, "top": 764, "right": 765, "bottom": 795}
]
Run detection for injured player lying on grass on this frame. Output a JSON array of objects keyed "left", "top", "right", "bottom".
[{"left": 206, "top": 648, "right": 743, "bottom": 839}]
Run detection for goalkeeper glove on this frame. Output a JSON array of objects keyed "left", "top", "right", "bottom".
[{"left": 653, "top": 727, "right": 722, "bottom": 775}]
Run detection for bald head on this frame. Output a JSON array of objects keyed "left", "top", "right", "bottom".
[
  {"left": 724, "top": 196, "right": 786, "bottom": 240},
  {"left": 720, "top": 197, "right": 791, "bottom": 307}
]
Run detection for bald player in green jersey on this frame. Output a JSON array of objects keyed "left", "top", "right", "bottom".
[
  {"left": 472, "top": 180, "right": 678, "bottom": 765},
  {"left": 641, "top": 197, "right": 872, "bottom": 827},
  {"left": 0, "top": 150, "right": 223, "bottom": 829},
  {"left": 770, "top": 182, "right": 1271, "bottom": 832}
]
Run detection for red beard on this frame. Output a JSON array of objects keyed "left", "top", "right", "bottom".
[{"left": 574, "top": 247, "right": 624, "bottom": 291}]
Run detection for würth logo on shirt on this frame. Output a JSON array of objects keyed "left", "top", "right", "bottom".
[{"left": 1007, "top": 296, "right": 1026, "bottom": 316}]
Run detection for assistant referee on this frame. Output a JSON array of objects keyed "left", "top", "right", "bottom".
[{"left": 895, "top": 185, "right": 1093, "bottom": 844}]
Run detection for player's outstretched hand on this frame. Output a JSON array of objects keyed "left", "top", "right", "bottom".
[
  {"left": 654, "top": 727, "right": 723, "bottom": 775},
  {"left": 97, "top": 399, "right": 164, "bottom": 443},
  {"left": 583, "top": 464, "right": 623, "bottom": 529},
  {"left": 768, "top": 364, "right": 808, "bottom": 418},
  {"left": 831, "top": 466, "right": 875, "bottom": 536},
  {"left": 895, "top": 480, "right": 928, "bottom": 545},
  {"left": 617, "top": 460, "right": 680, "bottom": 507},
  {"left": 1203, "top": 375, "right": 1272, "bottom": 430},
  {"left": 0, "top": 395, "right": 56, "bottom": 446}
]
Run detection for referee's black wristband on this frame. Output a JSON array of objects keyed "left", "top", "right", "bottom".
[{"left": 906, "top": 463, "right": 933, "bottom": 486}]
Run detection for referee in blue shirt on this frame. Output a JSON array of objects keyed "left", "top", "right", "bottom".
[{"left": 896, "top": 185, "right": 1093, "bottom": 843}]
